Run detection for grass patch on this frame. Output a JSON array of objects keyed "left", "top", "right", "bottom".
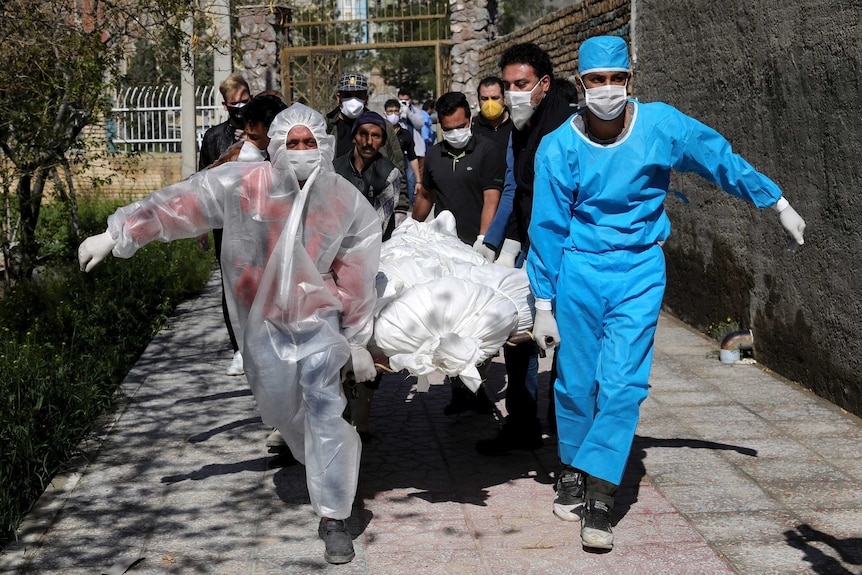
[{"left": 0, "top": 196, "right": 214, "bottom": 545}]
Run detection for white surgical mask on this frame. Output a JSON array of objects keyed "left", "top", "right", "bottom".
[
  {"left": 582, "top": 80, "right": 629, "bottom": 120},
  {"left": 506, "top": 78, "right": 545, "bottom": 130},
  {"left": 340, "top": 97, "right": 365, "bottom": 119},
  {"left": 386, "top": 113, "right": 401, "bottom": 126},
  {"left": 285, "top": 149, "right": 320, "bottom": 182},
  {"left": 443, "top": 126, "right": 472, "bottom": 149}
]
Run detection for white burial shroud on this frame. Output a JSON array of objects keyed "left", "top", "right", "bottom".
[{"left": 372, "top": 211, "right": 534, "bottom": 392}]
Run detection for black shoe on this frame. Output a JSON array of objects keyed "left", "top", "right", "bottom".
[
  {"left": 475, "top": 423, "right": 543, "bottom": 456},
  {"left": 553, "top": 466, "right": 585, "bottom": 521},
  {"left": 581, "top": 499, "right": 614, "bottom": 550},
  {"left": 444, "top": 385, "right": 493, "bottom": 415},
  {"left": 318, "top": 518, "right": 355, "bottom": 564}
]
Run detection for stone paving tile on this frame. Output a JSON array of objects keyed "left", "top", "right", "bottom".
[
  {"left": 594, "top": 542, "right": 736, "bottom": 574},
  {"left": 714, "top": 540, "right": 858, "bottom": 575},
  {"left": 792, "top": 508, "right": 862, "bottom": 540},
  {"left": 644, "top": 459, "right": 753, "bottom": 486},
  {"left": 647, "top": 390, "right": 734, "bottom": 407},
  {"left": 772, "top": 418, "right": 862, "bottom": 438},
  {"left": 483, "top": 548, "right": 609, "bottom": 574},
  {"left": 363, "top": 519, "right": 477, "bottom": 550},
  {"left": 829, "top": 457, "right": 862, "bottom": 480},
  {"left": 655, "top": 481, "right": 780, "bottom": 514},
  {"left": 685, "top": 509, "right": 803, "bottom": 543},
  {"left": 736, "top": 457, "right": 853, "bottom": 484},
  {"left": 470, "top": 516, "right": 584, "bottom": 550},
  {"left": 364, "top": 549, "right": 485, "bottom": 575},
  {"left": 760, "top": 479, "right": 862, "bottom": 509},
  {"left": 683, "top": 418, "right": 793, "bottom": 441}
]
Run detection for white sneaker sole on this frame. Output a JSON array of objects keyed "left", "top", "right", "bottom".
[
  {"left": 581, "top": 526, "right": 614, "bottom": 550},
  {"left": 553, "top": 501, "right": 585, "bottom": 522}
]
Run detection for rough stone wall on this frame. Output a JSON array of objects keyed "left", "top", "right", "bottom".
[
  {"left": 634, "top": 0, "right": 862, "bottom": 416},
  {"left": 236, "top": 5, "right": 281, "bottom": 95},
  {"left": 478, "top": 0, "right": 631, "bottom": 82},
  {"left": 450, "top": 0, "right": 494, "bottom": 109}
]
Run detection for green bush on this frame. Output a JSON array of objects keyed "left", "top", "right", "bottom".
[{"left": 0, "top": 197, "right": 214, "bottom": 544}]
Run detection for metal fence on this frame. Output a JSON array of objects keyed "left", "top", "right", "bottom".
[{"left": 109, "top": 85, "right": 220, "bottom": 153}]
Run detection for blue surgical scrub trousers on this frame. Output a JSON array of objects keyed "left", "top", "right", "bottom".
[{"left": 554, "top": 243, "right": 666, "bottom": 485}]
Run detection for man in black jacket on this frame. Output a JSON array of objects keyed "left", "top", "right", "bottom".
[
  {"left": 475, "top": 44, "right": 577, "bottom": 457},
  {"left": 198, "top": 73, "right": 252, "bottom": 376}
]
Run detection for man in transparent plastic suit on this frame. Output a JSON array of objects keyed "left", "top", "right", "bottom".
[
  {"left": 78, "top": 103, "right": 382, "bottom": 565},
  {"left": 528, "top": 35, "right": 806, "bottom": 551}
]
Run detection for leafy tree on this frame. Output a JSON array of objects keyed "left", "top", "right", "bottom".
[
  {"left": 0, "top": 0, "right": 200, "bottom": 285},
  {"left": 373, "top": 48, "right": 436, "bottom": 102},
  {"left": 496, "top": 0, "right": 546, "bottom": 36},
  {"left": 366, "top": 0, "right": 448, "bottom": 101}
]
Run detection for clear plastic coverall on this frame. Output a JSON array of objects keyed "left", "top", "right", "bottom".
[
  {"left": 105, "top": 103, "right": 382, "bottom": 519},
  {"left": 528, "top": 100, "right": 783, "bottom": 486}
]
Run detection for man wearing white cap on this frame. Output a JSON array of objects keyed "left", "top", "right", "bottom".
[{"left": 528, "top": 35, "right": 806, "bottom": 550}]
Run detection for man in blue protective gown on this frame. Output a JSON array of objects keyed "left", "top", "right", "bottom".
[{"left": 527, "top": 35, "right": 806, "bottom": 551}]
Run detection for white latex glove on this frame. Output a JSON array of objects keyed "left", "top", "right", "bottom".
[
  {"left": 772, "top": 196, "right": 806, "bottom": 246},
  {"left": 495, "top": 238, "right": 521, "bottom": 268},
  {"left": 472, "top": 235, "right": 495, "bottom": 263},
  {"left": 394, "top": 209, "right": 408, "bottom": 228},
  {"left": 344, "top": 346, "right": 376, "bottom": 383},
  {"left": 532, "top": 308, "right": 560, "bottom": 350},
  {"left": 78, "top": 231, "right": 116, "bottom": 272}
]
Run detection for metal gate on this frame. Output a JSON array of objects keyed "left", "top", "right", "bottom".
[{"left": 277, "top": 0, "right": 452, "bottom": 113}]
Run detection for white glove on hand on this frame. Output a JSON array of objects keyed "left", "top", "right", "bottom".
[
  {"left": 345, "top": 346, "right": 376, "bottom": 383},
  {"left": 78, "top": 231, "right": 116, "bottom": 272},
  {"left": 495, "top": 238, "right": 522, "bottom": 268},
  {"left": 773, "top": 196, "right": 806, "bottom": 245},
  {"left": 532, "top": 308, "right": 560, "bottom": 350},
  {"left": 472, "top": 235, "right": 496, "bottom": 263},
  {"left": 394, "top": 209, "right": 408, "bottom": 228}
]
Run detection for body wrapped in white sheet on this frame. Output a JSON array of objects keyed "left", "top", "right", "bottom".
[{"left": 373, "top": 211, "right": 534, "bottom": 391}]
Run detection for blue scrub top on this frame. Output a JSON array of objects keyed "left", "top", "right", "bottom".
[{"left": 528, "top": 101, "right": 783, "bottom": 302}]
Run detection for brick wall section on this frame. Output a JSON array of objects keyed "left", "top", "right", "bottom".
[
  {"left": 77, "top": 154, "right": 182, "bottom": 200},
  {"left": 478, "top": 0, "right": 630, "bottom": 81}
]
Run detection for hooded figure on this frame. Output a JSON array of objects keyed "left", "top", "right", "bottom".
[{"left": 78, "top": 103, "right": 382, "bottom": 564}]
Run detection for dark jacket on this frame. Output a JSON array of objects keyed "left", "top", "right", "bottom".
[
  {"left": 325, "top": 107, "right": 407, "bottom": 178},
  {"left": 510, "top": 88, "right": 578, "bottom": 245},
  {"left": 199, "top": 121, "right": 240, "bottom": 170},
  {"left": 333, "top": 150, "right": 402, "bottom": 240},
  {"left": 471, "top": 112, "right": 514, "bottom": 152}
]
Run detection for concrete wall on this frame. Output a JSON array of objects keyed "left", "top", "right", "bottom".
[
  {"left": 479, "top": 0, "right": 862, "bottom": 417},
  {"left": 634, "top": 0, "right": 862, "bottom": 416}
]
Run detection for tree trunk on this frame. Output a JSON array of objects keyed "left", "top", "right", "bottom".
[
  {"left": 16, "top": 167, "right": 47, "bottom": 280},
  {"left": 52, "top": 160, "right": 81, "bottom": 243}
]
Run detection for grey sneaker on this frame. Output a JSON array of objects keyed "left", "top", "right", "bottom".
[
  {"left": 553, "top": 466, "right": 585, "bottom": 521},
  {"left": 265, "top": 428, "right": 286, "bottom": 448},
  {"left": 581, "top": 499, "right": 614, "bottom": 550},
  {"left": 318, "top": 518, "right": 355, "bottom": 564}
]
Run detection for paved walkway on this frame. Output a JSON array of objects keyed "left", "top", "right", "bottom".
[{"left": 2, "top": 274, "right": 861, "bottom": 574}]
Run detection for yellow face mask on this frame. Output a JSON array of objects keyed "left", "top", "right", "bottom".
[{"left": 480, "top": 99, "right": 505, "bottom": 121}]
